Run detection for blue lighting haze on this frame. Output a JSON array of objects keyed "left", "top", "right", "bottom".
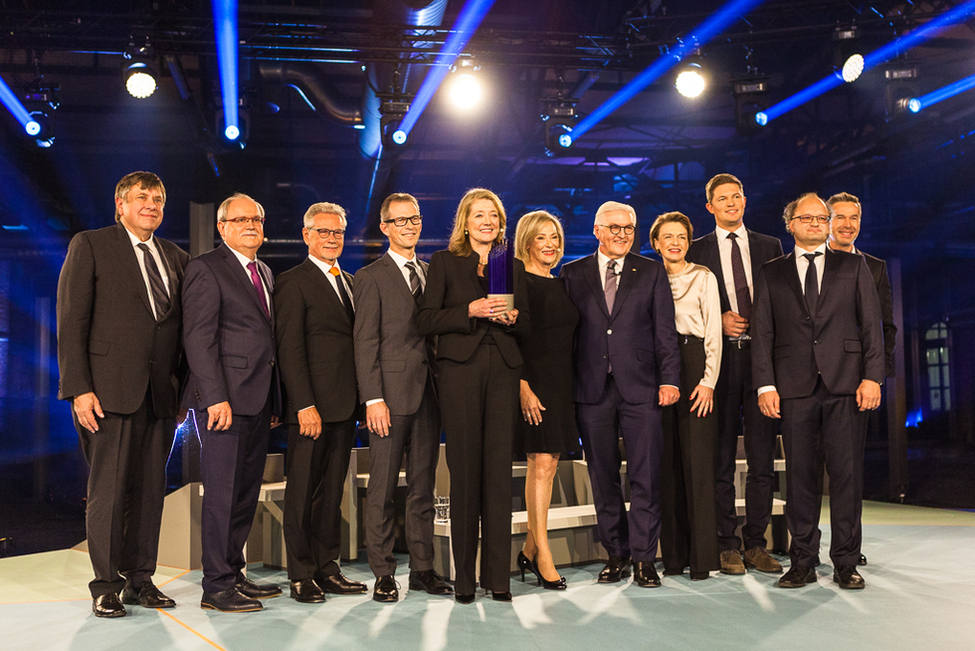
[
  {"left": 762, "top": 0, "right": 975, "bottom": 124},
  {"left": 908, "top": 73, "right": 975, "bottom": 113},
  {"left": 572, "top": 0, "right": 767, "bottom": 141},
  {"left": 397, "top": 0, "right": 497, "bottom": 138},
  {"left": 212, "top": 0, "right": 240, "bottom": 139},
  {"left": 0, "top": 73, "right": 35, "bottom": 132}
]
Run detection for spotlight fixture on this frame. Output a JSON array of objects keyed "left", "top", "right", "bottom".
[
  {"left": 215, "top": 94, "right": 250, "bottom": 148},
  {"left": 540, "top": 95, "right": 578, "bottom": 154},
  {"left": 123, "top": 37, "right": 158, "bottom": 99},
  {"left": 833, "top": 26, "right": 863, "bottom": 83},
  {"left": 378, "top": 93, "right": 413, "bottom": 148},
  {"left": 22, "top": 82, "right": 59, "bottom": 147},
  {"left": 732, "top": 75, "right": 769, "bottom": 135},
  {"left": 446, "top": 57, "right": 483, "bottom": 112},
  {"left": 884, "top": 64, "right": 920, "bottom": 118},
  {"left": 675, "top": 57, "right": 707, "bottom": 98}
]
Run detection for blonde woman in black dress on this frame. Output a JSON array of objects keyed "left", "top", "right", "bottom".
[{"left": 513, "top": 210, "right": 580, "bottom": 590}]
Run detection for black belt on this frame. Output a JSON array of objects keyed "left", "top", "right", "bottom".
[{"left": 725, "top": 338, "right": 751, "bottom": 349}]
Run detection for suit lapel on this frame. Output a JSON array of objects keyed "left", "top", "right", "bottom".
[
  {"left": 583, "top": 253, "right": 610, "bottom": 319},
  {"left": 380, "top": 253, "right": 414, "bottom": 303},
  {"left": 781, "top": 252, "right": 807, "bottom": 315},
  {"left": 745, "top": 227, "right": 766, "bottom": 282},
  {"left": 155, "top": 241, "right": 179, "bottom": 320},
  {"left": 818, "top": 247, "right": 841, "bottom": 308},
  {"left": 112, "top": 224, "right": 154, "bottom": 319},
  {"left": 612, "top": 254, "right": 638, "bottom": 318},
  {"left": 220, "top": 243, "right": 271, "bottom": 323},
  {"left": 704, "top": 232, "right": 729, "bottom": 307},
  {"left": 304, "top": 258, "right": 351, "bottom": 328}
]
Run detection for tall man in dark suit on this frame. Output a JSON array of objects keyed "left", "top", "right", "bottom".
[
  {"left": 560, "top": 201, "right": 680, "bottom": 588},
  {"left": 57, "top": 171, "right": 189, "bottom": 617},
  {"left": 752, "top": 193, "right": 884, "bottom": 590},
  {"left": 274, "top": 202, "right": 367, "bottom": 604},
  {"left": 686, "top": 173, "right": 785, "bottom": 575},
  {"left": 182, "top": 193, "right": 283, "bottom": 612},
  {"left": 353, "top": 193, "right": 451, "bottom": 603}
]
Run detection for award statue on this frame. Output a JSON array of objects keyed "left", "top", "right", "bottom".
[{"left": 486, "top": 240, "right": 514, "bottom": 313}]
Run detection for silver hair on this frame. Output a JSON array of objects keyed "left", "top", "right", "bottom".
[
  {"left": 303, "top": 202, "right": 348, "bottom": 229},
  {"left": 217, "top": 193, "right": 265, "bottom": 223},
  {"left": 594, "top": 201, "right": 637, "bottom": 227}
]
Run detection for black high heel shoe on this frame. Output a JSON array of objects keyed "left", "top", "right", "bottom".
[
  {"left": 531, "top": 558, "right": 567, "bottom": 590},
  {"left": 517, "top": 551, "right": 536, "bottom": 582}
]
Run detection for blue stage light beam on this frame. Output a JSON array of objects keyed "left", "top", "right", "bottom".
[
  {"left": 758, "top": 0, "right": 975, "bottom": 125},
  {"left": 571, "top": 0, "right": 767, "bottom": 142},
  {"left": 0, "top": 73, "right": 38, "bottom": 135},
  {"left": 212, "top": 0, "right": 240, "bottom": 140},
  {"left": 396, "top": 0, "right": 497, "bottom": 139},
  {"left": 909, "top": 72, "right": 975, "bottom": 113}
]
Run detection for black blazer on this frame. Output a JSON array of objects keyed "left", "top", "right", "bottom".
[
  {"left": 274, "top": 258, "right": 359, "bottom": 424},
  {"left": 752, "top": 247, "right": 885, "bottom": 399},
  {"left": 57, "top": 223, "right": 189, "bottom": 417},
  {"left": 861, "top": 251, "right": 896, "bottom": 378},
  {"left": 415, "top": 250, "right": 529, "bottom": 369},
  {"left": 686, "top": 228, "right": 784, "bottom": 316}
]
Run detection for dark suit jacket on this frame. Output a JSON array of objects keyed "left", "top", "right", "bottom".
[
  {"left": 686, "top": 228, "right": 784, "bottom": 316},
  {"left": 752, "top": 247, "right": 885, "bottom": 399},
  {"left": 274, "top": 258, "right": 359, "bottom": 424},
  {"left": 57, "top": 222, "right": 189, "bottom": 417},
  {"left": 181, "top": 242, "right": 279, "bottom": 417},
  {"left": 415, "top": 250, "right": 529, "bottom": 369},
  {"left": 861, "top": 251, "right": 896, "bottom": 378},
  {"left": 353, "top": 252, "right": 435, "bottom": 416},
  {"left": 560, "top": 252, "right": 680, "bottom": 405}
]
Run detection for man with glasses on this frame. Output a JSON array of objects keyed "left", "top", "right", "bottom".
[
  {"left": 686, "top": 173, "right": 784, "bottom": 576},
  {"left": 560, "top": 201, "right": 680, "bottom": 588},
  {"left": 353, "top": 193, "right": 451, "bottom": 603},
  {"left": 274, "top": 202, "right": 367, "bottom": 604},
  {"left": 182, "top": 193, "right": 283, "bottom": 612},
  {"left": 752, "top": 193, "right": 884, "bottom": 590}
]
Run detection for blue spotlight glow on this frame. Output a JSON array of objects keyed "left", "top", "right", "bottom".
[
  {"left": 907, "top": 72, "right": 975, "bottom": 114},
  {"left": 224, "top": 124, "right": 240, "bottom": 140},
  {"left": 754, "top": 111, "right": 768, "bottom": 127},
  {"left": 558, "top": 132, "right": 573, "bottom": 148},
  {"left": 762, "top": 0, "right": 975, "bottom": 124},
  {"left": 0, "top": 73, "right": 37, "bottom": 134},
  {"left": 212, "top": 0, "right": 240, "bottom": 141},
  {"left": 571, "top": 0, "right": 767, "bottom": 142},
  {"left": 396, "top": 0, "right": 497, "bottom": 138},
  {"left": 391, "top": 129, "right": 408, "bottom": 145}
]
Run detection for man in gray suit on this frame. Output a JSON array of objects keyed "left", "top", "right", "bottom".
[
  {"left": 353, "top": 193, "right": 451, "bottom": 602},
  {"left": 57, "top": 171, "right": 188, "bottom": 617}
]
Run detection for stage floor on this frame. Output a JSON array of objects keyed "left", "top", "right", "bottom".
[{"left": 2, "top": 500, "right": 973, "bottom": 651}]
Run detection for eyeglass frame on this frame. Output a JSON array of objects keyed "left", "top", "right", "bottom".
[
  {"left": 307, "top": 227, "right": 346, "bottom": 239},
  {"left": 597, "top": 223, "right": 636, "bottom": 236},
  {"left": 221, "top": 216, "right": 265, "bottom": 226},
  {"left": 791, "top": 214, "right": 832, "bottom": 224},
  {"left": 382, "top": 215, "right": 423, "bottom": 227}
]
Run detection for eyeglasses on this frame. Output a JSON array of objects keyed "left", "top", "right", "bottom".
[
  {"left": 308, "top": 227, "right": 345, "bottom": 239},
  {"left": 792, "top": 214, "right": 831, "bottom": 224},
  {"left": 383, "top": 215, "right": 422, "bottom": 227},
  {"left": 222, "top": 216, "right": 265, "bottom": 226},
  {"left": 599, "top": 224, "right": 635, "bottom": 236}
]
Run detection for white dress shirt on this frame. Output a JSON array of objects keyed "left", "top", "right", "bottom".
[
  {"left": 387, "top": 248, "right": 426, "bottom": 292},
  {"left": 715, "top": 224, "right": 754, "bottom": 315},
  {"left": 123, "top": 226, "right": 170, "bottom": 320},
  {"left": 307, "top": 255, "right": 354, "bottom": 310}
]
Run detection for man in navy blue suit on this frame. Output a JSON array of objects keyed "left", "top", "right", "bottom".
[
  {"left": 560, "top": 201, "right": 680, "bottom": 588},
  {"left": 182, "top": 193, "right": 283, "bottom": 612}
]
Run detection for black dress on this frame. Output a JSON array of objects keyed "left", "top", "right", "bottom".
[{"left": 517, "top": 273, "right": 582, "bottom": 454}]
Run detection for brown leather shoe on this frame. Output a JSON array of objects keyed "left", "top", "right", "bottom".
[
  {"left": 743, "top": 546, "right": 783, "bottom": 574},
  {"left": 719, "top": 550, "right": 746, "bottom": 575}
]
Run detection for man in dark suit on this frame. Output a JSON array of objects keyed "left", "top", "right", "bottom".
[
  {"left": 827, "top": 192, "right": 896, "bottom": 378},
  {"left": 560, "top": 201, "right": 680, "bottom": 588},
  {"left": 686, "top": 173, "right": 785, "bottom": 576},
  {"left": 752, "top": 193, "right": 884, "bottom": 590},
  {"left": 274, "top": 202, "right": 367, "bottom": 604},
  {"left": 57, "top": 171, "right": 189, "bottom": 617},
  {"left": 182, "top": 193, "right": 283, "bottom": 612},
  {"left": 353, "top": 193, "right": 451, "bottom": 603}
]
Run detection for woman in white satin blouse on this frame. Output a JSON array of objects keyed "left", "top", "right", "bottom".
[{"left": 650, "top": 211, "right": 722, "bottom": 581}]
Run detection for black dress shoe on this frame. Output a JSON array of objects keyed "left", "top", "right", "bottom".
[
  {"left": 490, "top": 591, "right": 512, "bottom": 602},
  {"left": 290, "top": 579, "right": 325, "bottom": 603},
  {"left": 373, "top": 575, "right": 398, "bottom": 603},
  {"left": 858, "top": 553, "right": 868, "bottom": 566},
  {"left": 689, "top": 570, "right": 710, "bottom": 581},
  {"left": 777, "top": 565, "right": 817, "bottom": 588},
  {"left": 121, "top": 581, "right": 176, "bottom": 609},
  {"left": 201, "top": 587, "right": 263, "bottom": 612},
  {"left": 92, "top": 593, "right": 126, "bottom": 618},
  {"left": 319, "top": 573, "right": 368, "bottom": 595},
  {"left": 633, "top": 560, "right": 661, "bottom": 588},
  {"left": 409, "top": 569, "right": 453, "bottom": 595},
  {"left": 833, "top": 565, "right": 866, "bottom": 590},
  {"left": 598, "top": 555, "right": 632, "bottom": 583},
  {"left": 455, "top": 593, "right": 475, "bottom": 604},
  {"left": 236, "top": 576, "right": 282, "bottom": 599}
]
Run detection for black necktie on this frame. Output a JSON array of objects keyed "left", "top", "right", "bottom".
[
  {"left": 728, "top": 232, "right": 752, "bottom": 322},
  {"left": 330, "top": 266, "right": 355, "bottom": 324},
  {"left": 804, "top": 252, "right": 822, "bottom": 316},
  {"left": 405, "top": 261, "right": 422, "bottom": 304},
  {"left": 137, "top": 243, "right": 170, "bottom": 320}
]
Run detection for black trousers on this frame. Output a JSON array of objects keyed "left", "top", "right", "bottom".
[
  {"left": 660, "top": 337, "right": 720, "bottom": 575},
  {"left": 283, "top": 415, "right": 357, "bottom": 581},
  {"left": 198, "top": 398, "right": 271, "bottom": 593},
  {"left": 438, "top": 344, "right": 518, "bottom": 595},
  {"left": 365, "top": 377, "right": 440, "bottom": 577},
  {"left": 714, "top": 341, "right": 779, "bottom": 551},
  {"left": 781, "top": 378, "right": 867, "bottom": 568},
  {"left": 577, "top": 375, "right": 663, "bottom": 562},
  {"left": 76, "top": 395, "right": 174, "bottom": 597}
]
